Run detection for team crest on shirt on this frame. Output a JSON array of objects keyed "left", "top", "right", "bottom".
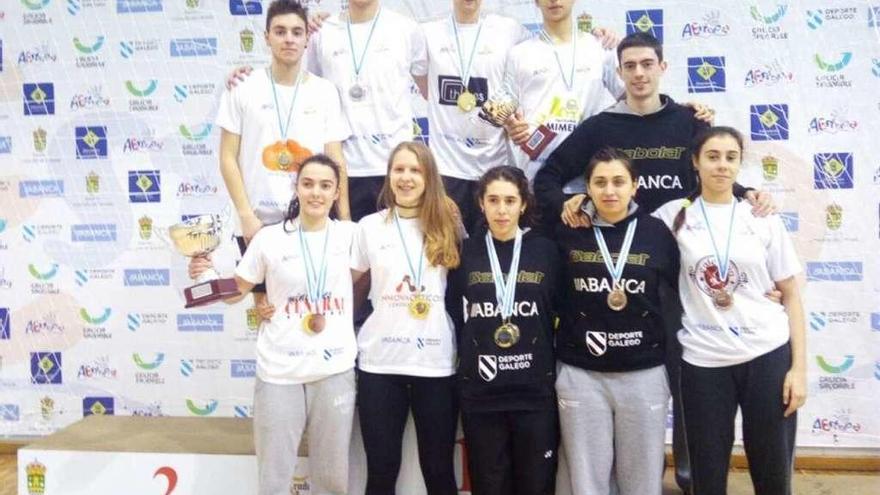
[
  {"left": 478, "top": 355, "right": 498, "bottom": 382},
  {"left": 586, "top": 331, "right": 607, "bottom": 356},
  {"left": 689, "top": 256, "right": 747, "bottom": 300}
]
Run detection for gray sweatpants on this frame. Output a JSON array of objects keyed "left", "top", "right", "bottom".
[
  {"left": 555, "top": 363, "right": 670, "bottom": 495},
  {"left": 253, "top": 369, "right": 356, "bottom": 495}
]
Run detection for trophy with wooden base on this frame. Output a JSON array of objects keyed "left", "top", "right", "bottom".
[{"left": 166, "top": 215, "right": 240, "bottom": 308}]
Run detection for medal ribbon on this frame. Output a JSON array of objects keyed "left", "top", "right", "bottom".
[
  {"left": 451, "top": 14, "right": 484, "bottom": 93},
  {"left": 541, "top": 21, "right": 578, "bottom": 92},
  {"left": 393, "top": 210, "right": 425, "bottom": 293},
  {"left": 298, "top": 222, "right": 330, "bottom": 314},
  {"left": 346, "top": 8, "right": 382, "bottom": 81},
  {"left": 698, "top": 198, "right": 737, "bottom": 284},
  {"left": 485, "top": 229, "right": 523, "bottom": 322},
  {"left": 593, "top": 218, "right": 638, "bottom": 292},
  {"left": 268, "top": 68, "right": 303, "bottom": 140}
]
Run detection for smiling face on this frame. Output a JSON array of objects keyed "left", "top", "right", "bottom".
[
  {"left": 480, "top": 179, "right": 523, "bottom": 240},
  {"left": 265, "top": 12, "right": 308, "bottom": 67},
  {"left": 388, "top": 148, "right": 426, "bottom": 208},
  {"left": 694, "top": 134, "right": 742, "bottom": 197},
  {"left": 617, "top": 46, "right": 667, "bottom": 101},
  {"left": 587, "top": 159, "right": 637, "bottom": 222},
  {"left": 295, "top": 162, "right": 339, "bottom": 220}
]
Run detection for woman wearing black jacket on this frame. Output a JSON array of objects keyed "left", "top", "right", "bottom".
[
  {"left": 555, "top": 148, "right": 679, "bottom": 495},
  {"left": 447, "top": 166, "right": 560, "bottom": 495}
]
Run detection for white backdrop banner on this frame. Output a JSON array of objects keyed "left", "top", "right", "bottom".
[{"left": 0, "top": 0, "right": 878, "bottom": 461}]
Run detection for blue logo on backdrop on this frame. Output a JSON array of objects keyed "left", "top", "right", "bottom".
[
  {"left": 83, "top": 396, "right": 115, "bottom": 416},
  {"left": 31, "top": 352, "right": 63, "bottom": 384},
  {"left": 813, "top": 153, "right": 854, "bottom": 189},
  {"left": 414, "top": 117, "right": 429, "bottom": 145},
  {"left": 71, "top": 224, "right": 117, "bottom": 242},
  {"left": 128, "top": 170, "right": 161, "bottom": 202},
  {"left": 177, "top": 313, "right": 224, "bottom": 332},
  {"left": 750, "top": 104, "right": 789, "bottom": 140},
  {"left": 0, "top": 308, "right": 10, "bottom": 340},
  {"left": 23, "top": 83, "right": 55, "bottom": 115},
  {"left": 123, "top": 269, "right": 170, "bottom": 286},
  {"left": 229, "top": 0, "right": 262, "bottom": 15},
  {"left": 871, "top": 313, "right": 880, "bottom": 331},
  {"left": 170, "top": 38, "right": 217, "bottom": 57},
  {"left": 230, "top": 359, "right": 256, "bottom": 378},
  {"left": 0, "top": 404, "right": 19, "bottom": 421},
  {"left": 75, "top": 126, "right": 108, "bottom": 159},
  {"left": 869, "top": 6, "right": 880, "bottom": 27},
  {"left": 626, "top": 10, "right": 664, "bottom": 42},
  {"left": 779, "top": 212, "right": 799, "bottom": 232},
  {"left": 806, "top": 262, "right": 863, "bottom": 282},
  {"left": 0, "top": 137, "right": 11, "bottom": 154},
  {"left": 117, "top": 0, "right": 163, "bottom": 13},
  {"left": 687, "top": 56, "right": 726, "bottom": 93},
  {"left": 19, "top": 179, "right": 64, "bottom": 197}
]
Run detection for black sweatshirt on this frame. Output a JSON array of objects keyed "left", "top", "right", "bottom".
[
  {"left": 535, "top": 95, "right": 710, "bottom": 219},
  {"left": 447, "top": 228, "right": 560, "bottom": 412},
  {"left": 556, "top": 209, "right": 679, "bottom": 372}
]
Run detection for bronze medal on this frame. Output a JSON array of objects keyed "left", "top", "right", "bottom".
[
  {"left": 409, "top": 294, "right": 431, "bottom": 319},
  {"left": 493, "top": 322, "right": 520, "bottom": 349},
  {"left": 302, "top": 313, "right": 326, "bottom": 334},
  {"left": 607, "top": 288, "right": 627, "bottom": 311},
  {"left": 457, "top": 91, "right": 477, "bottom": 112},
  {"left": 713, "top": 290, "right": 733, "bottom": 310}
]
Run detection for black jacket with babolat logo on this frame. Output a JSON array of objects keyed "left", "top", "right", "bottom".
[
  {"left": 447, "top": 228, "right": 560, "bottom": 412},
  {"left": 555, "top": 207, "right": 679, "bottom": 372}
]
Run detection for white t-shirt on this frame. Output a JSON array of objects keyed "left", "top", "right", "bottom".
[
  {"left": 351, "top": 210, "right": 456, "bottom": 377},
  {"left": 235, "top": 220, "right": 358, "bottom": 385},
  {"left": 307, "top": 9, "right": 426, "bottom": 177},
  {"left": 653, "top": 199, "right": 801, "bottom": 368},
  {"left": 419, "top": 14, "right": 530, "bottom": 180},
  {"left": 505, "top": 30, "right": 624, "bottom": 192},
  {"left": 216, "top": 69, "right": 351, "bottom": 227}
]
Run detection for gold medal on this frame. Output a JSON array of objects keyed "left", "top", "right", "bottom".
[
  {"left": 408, "top": 294, "right": 431, "bottom": 319},
  {"left": 493, "top": 321, "right": 520, "bottom": 349},
  {"left": 607, "top": 288, "right": 627, "bottom": 311},
  {"left": 276, "top": 149, "right": 292, "bottom": 170},
  {"left": 457, "top": 90, "right": 477, "bottom": 112},
  {"left": 713, "top": 290, "right": 733, "bottom": 310},
  {"left": 302, "top": 312, "right": 326, "bottom": 334}
]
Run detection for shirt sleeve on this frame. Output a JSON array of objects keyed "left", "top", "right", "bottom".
[
  {"left": 323, "top": 83, "right": 352, "bottom": 143},
  {"left": 534, "top": 117, "right": 600, "bottom": 222},
  {"left": 215, "top": 85, "right": 242, "bottom": 135},
  {"left": 306, "top": 30, "right": 323, "bottom": 76},
  {"left": 445, "top": 264, "right": 466, "bottom": 340},
  {"left": 764, "top": 215, "right": 801, "bottom": 282},
  {"left": 409, "top": 21, "right": 428, "bottom": 77},
  {"left": 234, "top": 230, "right": 267, "bottom": 285},
  {"left": 350, "top": 220, "right": 371, "bottom": 272}
]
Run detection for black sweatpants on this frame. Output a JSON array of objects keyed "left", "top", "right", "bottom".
[
  {"left": 349, "top": 175, "right": 386, "bottom": 222},
  {"left": 681, "top": 343, "right": 796, "bottom": 495},
  {"left": 461, "top": 409, "right": 558, "bottom": 495},
  {"left": 442, "top": 175, "right": 482, "bottom": 235},
  {"left": 357, "top": 370, "right": 459, "bottom": 495}
]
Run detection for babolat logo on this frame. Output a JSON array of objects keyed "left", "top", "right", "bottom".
[
  {"left": 169, "top": 38, "right": 217, "bottom": 57},
  {"left": 83, "top": 397, "right": 114, "bottom": 416},
  {"left": 815, "top": 52, "right": 853, "bottom": 89},
  {"left": 75, "top": 126, "right": 108, "bottom": 159},
  {"left": 177, "top": 313, "right": 223, "bottom": 332},
  {"left": 23, "top": 82, "right": 55, "bottom": 115},
  {"left": 749, "top": 4, "right": 789, "bottom": 40},
  {"left": 750, "top": 104, "right": 789, "bottom": 141},
  {"left": 687, "top": 56, "right": 725, "bottom": 93},
  {"left": 230, "top": 359, "right": 256, "bottom": 378},
  {"left": 186, "top": 399, "right": 218, "bottom": 416},
  {"left": 626, "top": 9, "right": 663, "bottom": 42},
  {"left": 31, "top": 352, "right": 62, "bottom": 384},
  {"left": 117, "top": 0, "right": 163, "bottom": 13},
  {"left": 71, "top": 224, "right": 117, "bottom": 242},
  {"left": 813, "top": 153, "right": 853, "bottom": 189},
  {"left": 681, "top": 10, "right": 730, "bottom": 39},
  {"left": 229, "top": 0, "right": 262, "bottom": 15},
  {"left": 123, "top": 268, "right": 170, "bottom": 286},
  {"left": 806, "top": 261, "right": 862, "bottom": 282},
  {"left": 128, "top": 170, "right": 161, "bottom": 202},
  {"left": 19, "top": 179, "right": 63, "bottom": 197}
]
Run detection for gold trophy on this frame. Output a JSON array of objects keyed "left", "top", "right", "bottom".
[
  {"left": 166, "top": 215, "right": 240, "bottom": 308},
  {"left": 478, "top": 81, "right": 556, "bottom": 161}
]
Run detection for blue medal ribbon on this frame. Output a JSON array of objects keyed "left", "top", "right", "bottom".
[
  {"left": 298, "top": 222, "right": 330, "bottom": 313},
  {"left": 593, "top": 219, "right": 638, "bottom": 293},
  {"left": 268, "top": 68, "right": 302, "bottom": 139},
  {"left": 393, "top": 210, "right": 425, "bottom": 293},
  {"left": 451, "top": 14, "right": 484, "bottom": 93},
  {"left": 698, "top": 198, "right": 737, "bottom": 284},
  {"left": 346, "top": 8, "right": 382, "bottom": 82},
  {"left": 541, "top": 22, "right": 578, "bottom": 93},
  {"left": 485, "top": 229, "right": 523, "bottom": 322}
]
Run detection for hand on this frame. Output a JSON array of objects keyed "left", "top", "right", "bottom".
[
  {"left": 188, "top": 255, "right": 213, "bottom": 281},
  {"left": 561, "top": 194, "right": 591, "bottom": 228},
  {"left": 782, "top": 366, "right": 807, "bottom": 417},
  {"left": 504, "top": 110, "right": 530, "bottom": 146},
  {"left": 240, "top": 212, "right": 263, "bottom": 243},
  {"left": 590, "top": 27, "right": 620, "bottom": 49},
  {"left": 745, "top": 189, "right": 776, "bottom": 217},
  {"left": 253, "top": 293, "right": 275, "bottom": 322},
  {"left": 764, "top": 288, "right": 783, "bottom": 304},
  {"left": 225, "top": 65, "right": 253, "bottom": 90},
  {"left": 309, "top": 11, "right": 330, "bottom": 34},
  {"left": 684, "top": 101, "right": 716, "bottom": 124}
]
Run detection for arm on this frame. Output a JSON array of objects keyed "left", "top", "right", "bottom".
[
  {"left": 777, "top": 276, "right": 806, "bottom": 417},
  {"left": 188, "top": 256, "right": 256, "bottom": 305},
  {"left": 219, "top": 129, "right": 262, "bottom": 241},
  {"left": 324, "top": 141, "right": 350, "bottom": 220},
  {"left": 445, "top": 265, "right": 466, "bottom": 341},
  {"left": 409, "top": 25, "right": 429, "bottom": 100},
  {"left": 534, "top": 120, "right": 599, "bottom": 223}
]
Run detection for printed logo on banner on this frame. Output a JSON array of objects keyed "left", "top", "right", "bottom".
[
  {"left": 117, "top": 0, "right": 163, "bottom": 13},
  {"left": 80, "top": 307, "right": 111, "bottom": 325},
  {"left": 133, "top": 352, "right": 164, "bottom": 370},
  {"left": 687, "top": 57, "right": 725, "bottom": 93},
  {"left": 75, "top": 126, "right": 108, "bottom": 159},
  {"left": 872, "top": 313, "right": 880, "bottom": 331},
  {"left": 817, "top": 355, "right": 855, "bottom": 374},
  {"left": 806, "top": 8, "right": 858, "bottom": 29},
  {"left": 808, "top": 109, "right": 858, "bottom": 134},
  {"left": 813, "top": 153, "right": 853, "bottom": 189},
  {"left": 73, "top": 36, "right": 106, "bottom": 69},
  {"left": 126, "top": 80, "right": 159, "bottom": 111},
  {"left": 0, "top": 307, "right": 9, "bottom": 340},
  {"left": 19, "top": 179, "right": 63, "bottom": 197},
  {"left": 23, "top": 83, "right": 55, "bottom": 115},
  {"left": 177, "top": 176, "right": 218, "bottom": 197},
  {"left": 234, "top": 405, "right": 252, "bottom": 418},
  {"left": 230, "top": 359, "right": 256, "bottom": 378},
  {"left": 810, "top": 311, "right": 827, "bottom": 331},
  {"left": 681, "top": 10, "right": 730, "bottom": 39},
  {"left": 749, "top": 104, "right": 788, "bottom": 140},
  {"left": 749, "top": 4, "right": 789, "bottom": 40},
  {"left": 77, "top": 355, "right": 118, "bottom": 379},
  {"left": 17, "top": 43, "right": 58, "bottom": 65},
  {"left": 133, "top": 353, "right": 165, "bottom": 384},
  {"left": 172, "top": 82, "right": 216, "bottom": 102},
  {"left": 437, "top": 76, "right": 488, "bottom": 108},
  {"left": 26, "top": 459, "right": 47, "bottom": 495},
  {"left": 70, "top": 85, "right": 111, "bottom": 111},
  {"left": 0, "top": 136, "right": 10, "bottom": 154},
  {"left": 626, "top": 9, "right": 663, "bottom": 42},
  {"left": 744, "top": 59, "right": 794, "bottom": 87},
  {"left": 806, "top": 261, "right": 863, "bottom": 282},
  {"left": 180, "top": 123, "right": 213, "bottom": 156},
  {"left": 72, "top": 36, "right": 105, "bottom": 54},
  {"left": 124, "top": 80, "right": 157, "bottom": 97},
  {"left": 22, "top": 0, "right": 53, "bottom": 25},
  {"left": 811, "top": 408, "right": 863, "bottom": 441},
  {"left": 123, "top": 129, "right": 164, "bottom": 153},
  {"left": 810, "top": 311, "right": 858, "bottom": 331},
  {"left": 83, "top": 397, "right": 114, "bottom": 416},
  {"left": 825, "top": 203, "right": 843, "bottom": 231},
  {"left": 0, "top": 404, "right": 20, "bottom": 422},
  {"left": 71, "top": 224, "right": 117, "bottom": 242},
  {"left": 871, "top": 6, "right": 880, "bottom": 27},
  {"left": 169, "top": 38, "right": 217, "bottom": 57},
  {"left": 186, "top": 399, "right": 218, "bottom": 416},
  {"left": 128, "top": 170, "right": 161, "bottom": 202},
  {"left": 177, "top": 313, "right": 223, "bottom": 332},
  {"left": 31, "top": 352, "right": 62, "bottom": 384},
  {"left": 28, "top": 263, "right": 59, "bottom": 281},
  {"left": 779, "top": 212, "right": 799, "bottom": 232},
  {"left": 815, "top": 52, "right": 853, "bottom": 88},
  {"left": 123, "top": 268, "right": 169, "bottom": 286},
  {"left": 119, "top": 39, "right": 160, "bottom": 58},
  {"left": 229, "top": 0, "right": 262, "bottom": 15}
]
